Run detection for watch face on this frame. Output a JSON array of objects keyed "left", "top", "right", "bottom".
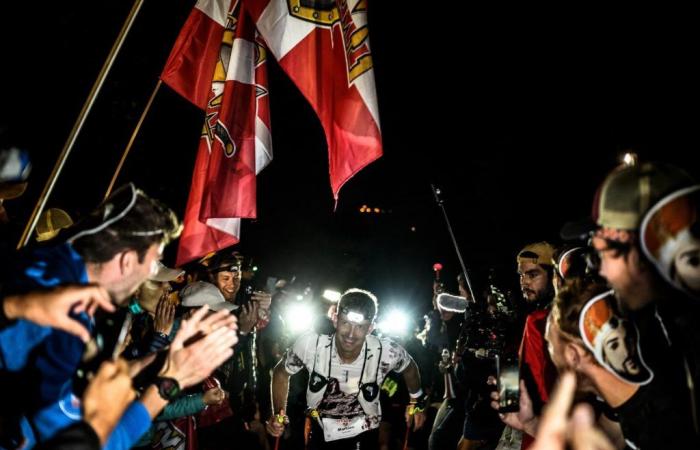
[{"left": 158, "top": 377, "right": 180, "bottom": 399}]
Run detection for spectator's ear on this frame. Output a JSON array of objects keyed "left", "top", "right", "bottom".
[
  {"left": 119, "top": 249, "right": 139, "bottom": 275},
  {"left": 565, "top": 342, "right": 585, "bottom": 369}
]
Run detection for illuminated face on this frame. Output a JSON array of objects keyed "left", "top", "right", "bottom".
[
  {"left": 673, "top": 235, "right": 700, "bottom": 293},
  {"left": 602, "top": 321, "right": 639, "bottom": 376},
  {"left": 517, "top": 261, "right": 550, "bottom": 303},
  {"left": 334, "top": 312, "right": 373, "bottom": 355},
  {"left": 215, "top": 270, "right": 241, "bottom": 302}
]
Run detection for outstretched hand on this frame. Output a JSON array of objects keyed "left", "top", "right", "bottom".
[{"left": 2, "top": 285, "right": 114, "bottom": 342}]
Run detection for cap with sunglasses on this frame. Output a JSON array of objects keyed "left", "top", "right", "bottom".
[
  {"left": 561, "top": 161, "right": 695, "bottom": 242},
  {"left": 66, "top": 183, "right": 180, "bottom": 244}
]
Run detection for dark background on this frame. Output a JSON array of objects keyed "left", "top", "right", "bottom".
[{"left": 1, "top": 2, "right": 698, "bottom": 319}]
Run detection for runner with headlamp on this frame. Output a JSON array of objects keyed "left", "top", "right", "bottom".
[{"left": 266, "top": 288, "right": 427, "bottom": 450}]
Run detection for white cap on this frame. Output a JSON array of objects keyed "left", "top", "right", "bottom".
[{"left": 149, "top": 261, "right": 184, "bottom": 282}]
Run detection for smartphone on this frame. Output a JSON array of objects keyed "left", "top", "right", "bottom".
[
  {"left": 73, "top": 308, "right": 132, "bottom": 397},
  {"left": 495, "top": 354, "right": 520, "bottom": 413}
]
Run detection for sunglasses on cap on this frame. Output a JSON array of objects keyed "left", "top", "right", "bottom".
[{"left": 68, "top": 183, "right": 169, "bottom": 243}]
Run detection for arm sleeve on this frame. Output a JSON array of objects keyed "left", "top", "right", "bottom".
[
  {"left": 383, "top": 338, "right": 413, "bottom": 373},
  {"left": 103, "top": 401, "right": 152, "bottom": 450},
  {"left": 284, "top": 332, "right": 316, "bottom": 375},
  {"left": 35, "top": 421, "right": 100, "bottom": 450},
  {"left": 0, "top": 319, "right": 52, "bottom": 371},
  {"left": 154, "top": 394, "right": 206, "bottom": 421}
]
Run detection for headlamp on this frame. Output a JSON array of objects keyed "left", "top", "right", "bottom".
[{"left": 346, "top": 311, "right": 366, "bottom": 324}]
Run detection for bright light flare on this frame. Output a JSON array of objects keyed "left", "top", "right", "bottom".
[
  {"left": 285, "top": 302, "right": 314, "bottom": 334},
  {"left": 622, "top": 152, "right": 638, "bottom": 166},
  {"left": 377, "top": 309, "right": 410, "bottom": 336},
  {"left": 322, "top": 289, "right": 341, "bottom": 302}
]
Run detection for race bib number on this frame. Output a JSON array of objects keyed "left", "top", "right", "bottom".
[{"left": 321, "top": 415, "right": 369, "bottom": 441}]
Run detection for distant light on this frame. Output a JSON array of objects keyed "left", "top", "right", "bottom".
[
  {"left": 252, "top": 266, "right": 258, "bottom": 272},
  {"left": 410, "top": 226, "right": 416, "bottom": 232},
  {"left": 377, "top": 309, "right": 410, "bottom": 336},
  {"left": 622, "top": 152, "right": 638, "bottom": 166},
  {"left": 359, "top": 206, "right": 365, "bottom": 212},
  {"left": 323, "top": 289, "right": 341, "bottom": 302},
  {"left": 285, "top": 303, "right": 314, "bottom": 333},
  {"left": 296, "top": 294, "right": 304, "bottom": 301},
  {"left": 374, "top": 208, "right": 380, "bottom": 213}
]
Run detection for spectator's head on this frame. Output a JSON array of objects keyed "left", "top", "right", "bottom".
[
  {"left": 591, "top": 162, "right": 695, "bottom": 309},
  {"left": 68, "top": 183, "right": 180, "bottom": 304},
  {"left": 206, "top": 251, "right": 243, "bottom": 302},
  {"left": 517, "top": 241, "right": 555, "bottom": 306}
]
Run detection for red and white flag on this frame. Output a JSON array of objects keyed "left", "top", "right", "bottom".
[
  {"left": 161, "top": 0, "right": 272, "bottom": 266},
  {"left": 244, "top": 0, "right": 382, "bottom": 200}
]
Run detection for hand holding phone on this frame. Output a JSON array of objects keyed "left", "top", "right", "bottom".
[{"left": 495, "top": 355, "right": 520, "bottom": 413}]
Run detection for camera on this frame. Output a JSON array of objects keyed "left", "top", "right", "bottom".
[
  {"left": 73, "top": 308, "right": 132, "bottom": 397},
  {"left": 495, "top": 354, "right": 519, "bottom": 413}
]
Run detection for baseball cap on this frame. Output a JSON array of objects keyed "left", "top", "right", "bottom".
[
  {"left": 36, "top": 208, "right": 73, "bottom": 242},
  {"left": 149, "top": 261, "right": 185, "bottom": 283},
  {"left": 517, "top": 242, "right": 555, "bottom": 266},
  {"left": 596, "top": 162, "right": 694, "bottom": 231}
]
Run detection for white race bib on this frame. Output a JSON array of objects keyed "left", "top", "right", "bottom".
[{"left": 321, "top": 415, "right": 369, "bottom": 442}]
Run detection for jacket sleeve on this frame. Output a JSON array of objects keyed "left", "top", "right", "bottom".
[
  {"left": 154, "top": 394, "right": 206, "bottom": 421},
  {"left": 103, "top": 401, "right": 152, "bottom": 450},
  {"left": 0, "top": 319, "right": 52, "bottom": 371},
  {"left": 35, "top": 421, "right": 100, "bottom": 450}
]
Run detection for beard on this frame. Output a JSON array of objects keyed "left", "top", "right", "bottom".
[{"left": 523, "top": 284, "right": 554, "bottom": 312}]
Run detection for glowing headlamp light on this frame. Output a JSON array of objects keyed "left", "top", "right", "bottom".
[{"left": 346, "top": 311, "right": 366, "bottom": 324}]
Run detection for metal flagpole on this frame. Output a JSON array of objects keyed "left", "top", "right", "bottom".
[
  {"left": 17, "top": 0, "right": 146, "bottom": 249},
  {"left": 430, "top": 184, "right": 477, "bottom": 302},
  {"left": 104, "top": 79, "right": 163, "bottom": 200}
]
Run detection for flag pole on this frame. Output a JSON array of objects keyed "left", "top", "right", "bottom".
[
  {"left": 16, "top": 0, "right": 146, "bottom": 249},
  {"left": 104, "top": 79, "right": 163, "bottom": 200}
]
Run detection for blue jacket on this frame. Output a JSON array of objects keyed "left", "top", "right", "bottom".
[{"left": 0, "top": 243, "right": 152, "bottom": 449}]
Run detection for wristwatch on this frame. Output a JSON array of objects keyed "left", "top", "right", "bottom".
[{"left": 155, "top": 376, "right": 181, "bottom": 401}]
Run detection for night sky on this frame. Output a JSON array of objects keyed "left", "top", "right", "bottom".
[{"left": 2, "top": 2, "right": 699, "bottom": 321}]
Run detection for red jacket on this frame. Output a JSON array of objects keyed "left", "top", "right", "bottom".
[{"left": 519, "top": 308, "right": 557, "bottom": 449}]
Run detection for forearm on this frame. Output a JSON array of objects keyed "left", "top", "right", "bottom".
[
  {"left": 401, "top": 359, "right": 423, "bottom": 396},
  {"left": 271, "top": 362, "right": 291, "bottom": 416},
  {"left": 140, "top": 385, "right": 169, "bottom": 419}
]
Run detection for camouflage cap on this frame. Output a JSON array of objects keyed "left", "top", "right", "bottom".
[{"left": 597, "top": 162, "right": 694, "bottom": 231}]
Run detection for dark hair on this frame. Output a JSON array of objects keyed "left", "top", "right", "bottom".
[
  {"left": 338, "top": 288, "right": 378, "bottom": 322},
  {"left": 72, "top": 187, "right": 180, "bottom": 264}
]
